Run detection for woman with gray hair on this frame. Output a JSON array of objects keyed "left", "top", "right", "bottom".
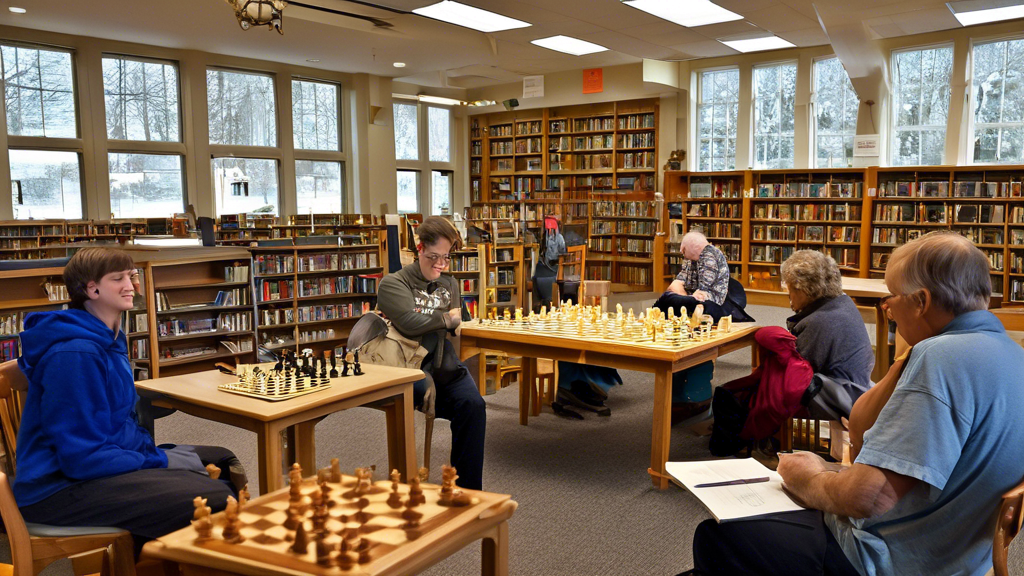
[{"left": 683, "top": 232, "right": 1024, "bottom": 576}]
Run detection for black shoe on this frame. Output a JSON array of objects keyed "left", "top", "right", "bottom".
[
  {"left": 551, "top": 401, "right": 584, "bottom": 420},
  {"left": 558, "top": 388, "right": 612, "bottom": 416},
  {"left": 671, "top": 399, "right": 711, "bottom": 426}
]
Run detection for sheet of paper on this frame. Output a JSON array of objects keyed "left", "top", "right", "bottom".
[{"left": 666, "top": 459, "right": 805, "bottom": 522}]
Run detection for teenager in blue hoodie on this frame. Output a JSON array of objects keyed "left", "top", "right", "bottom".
[{"left": 14, "top": 247, "right": 243, "bottom": 556}]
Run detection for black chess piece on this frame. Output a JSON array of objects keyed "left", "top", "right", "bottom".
[
  {"left": 273, "top": 352, "right": 283, "bottom": 372},
  {"left": 353, "top": 351, "right": 363, "bottom": 376},
  {"left": 341, "top": 346, "right": 350, "bottom": 377},
  {"left": 329, "top": 351, "right": 339, "bottom": 378}
]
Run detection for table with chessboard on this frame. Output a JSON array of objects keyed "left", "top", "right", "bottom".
[
  {"left": 459, "top": 303, "right": 760, "bottom": 489},
  {"left": 135, "top": 363, "right": 424, "bottom": 494},
  {"left": 141, "top": 465, "right": 517, "bottom": 576}
]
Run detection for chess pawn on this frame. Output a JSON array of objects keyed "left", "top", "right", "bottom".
[
  {"left": 222, "top": 496, "right": 245, "bottom": 543},
  {"left": 330, "top": 458, "right": 342, "bottom": 483},
  {"left": 288, "top": 463, "right": 303, "bottom": 501},
  {"left": 407, "top": 476, "right": 426, "bottom": 506},
  {"left": 353, "top": 351, "right": 363, "bottom": 376},
  {"left": 387, "top": 469, "right": 403, "bottom": 509},
  {"left": 239, "top": 484, "right": 250, "bottom": 507},
  {"left": 290, "top": 522, "right": 310, "bottom": 554},
  {"left": 328, "top": 351, "right": 339, "bottom": 378},
  {"left": 192, "top": 497, "right": 213, "bottom": 540}
]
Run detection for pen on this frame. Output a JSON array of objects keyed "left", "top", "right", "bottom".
[{"left": 694, "top": 476, "right": 770, "bottom": 488}]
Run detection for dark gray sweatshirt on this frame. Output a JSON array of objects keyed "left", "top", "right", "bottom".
[
  {"left": 786, "top": 294, "right": 875, "bottom": 387},
  {"left": 376, "top": 262, "right": 464, "bottom": 363}
]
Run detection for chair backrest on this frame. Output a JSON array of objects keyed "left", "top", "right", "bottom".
[
  {"left": 0, "top": 359, "right": 28, "bottom": 475},
  {"left": 993, "top": 477, "right": 1024, "bottom": 576}
]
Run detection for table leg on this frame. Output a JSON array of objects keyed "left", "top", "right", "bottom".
[
  {"left": 525, "top": 357, "right": 541, "bottom": 417},
  {"left": 383, "top": 389, "right": 418, "bottom": 482},
  {"left": 287, "top": 422, "right": 317, "bottom": 476},
  {"left": 480, "top": 519, "right": 510, "bottom": 576},
  {"left": 478, "top": 353, "right": 487, "bottom": 396},
  {"left": 874, "top": 306, "right": 889, "bottom": 382},
  {"left": 650, "top": 367, "right": 672, "bottom": 489},
  {"left": 519, "top": 357, "right": 533, "bottom": 426},
  {"left": 256, "top": 423, "right": 283, "bottom": 495}
]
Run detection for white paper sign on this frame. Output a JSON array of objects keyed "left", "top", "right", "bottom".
[
  {"left": 853, "top": 135, "right": 880, "bottom": 157},
  {"left": 523, "top": 75, "right": 544, "bottom": 99}
]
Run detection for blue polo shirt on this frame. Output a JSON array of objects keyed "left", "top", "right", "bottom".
[{"left": 826, "top": 310, "right": 1024, "bottom": 576}]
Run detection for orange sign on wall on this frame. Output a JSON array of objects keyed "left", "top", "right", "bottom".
[{"left": 582, "top": 68, "right": 603, "bottom": 94}]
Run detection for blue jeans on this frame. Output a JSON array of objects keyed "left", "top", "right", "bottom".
[{"left": 413, "top": 362, "right": 486, "bottom": 491}]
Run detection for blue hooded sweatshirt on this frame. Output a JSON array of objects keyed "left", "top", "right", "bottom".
[{"left": 13, "top": 308, "right": 167, "bottom": 507}]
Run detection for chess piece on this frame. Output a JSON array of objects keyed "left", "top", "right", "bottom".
[
  {"left": 290, "top": 522, "right": 310, "bottom": 554},
  {"left": 205, "top": 463, "right": 221, "bottom": 480},
  {"left": 273, "top": 352, "right": 283, "bottom": 372},
  {"left": 192, "top": 497, "right": 213, "bottom": 540},
  {"left": 222, "top": 496, "right": 245, "bottom": 543},
  {"left": 357, "top": 539, "right": 372, "bottom": 564},
  {"left": 289, "top": 463, "right": 303, "bottom": 502},
  {"left": 316, "top": 533, "right": 332, "bottom": 566},
  {"left": 328, "top": 350, "right": 339, "bottom": 378},
  {"left": 330, "top": 457, "right": 341, "bottom": 482},
  {"left": 407, "top": 476, "right": 426, "bottom": 506},
  {"left": 284, "top": 503, "right": 302, "bottom": 530},
  {"left": 718, "top": 314, "right": 732, "bottom": 333},
  {"left": 341, "top": 347, "right": 350, "bottom": 377},
  {"left": 355, "top": 466, "right": 373, "bottom": 495},
  {"left": 438, "top": 465, "right": 472, "bottom": 507},
  {"left": 387, "top": 469, "right": 403, "bottom": 509},
  {"left": 352, "top": 350, "right": 364, "bottom": 377},
  {"left": 239, "top": 484, "right": 250, "bottom": 507}
]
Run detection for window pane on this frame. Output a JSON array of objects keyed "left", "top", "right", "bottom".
[
  {"left": 396, "top": 170, "right": 418, "bottom": 214},
  {"left": 394, "top": 103, "right": 418, "bottom": 160},
  {"left": 431, "top": 170, "right": 450, "bottom": 216},
  {"left": 754, "top": 63, "right": 797, "bottom": 169},
  {"left": 1, "top": 45, "right": 76, "bottom": 138},
  {"left": 108, "top": 153, "right": 184, "bottom": 218},
  {"left": 102, "top": 56, "right": 180, "bottom": 142},
  {"left": 697, "top": 69, "right": 739, "bottom": 171},
  {"left": 212, "top": 157, "right": 278, "bottom": 216},
  {"left": 9, "top": 149, "right": 82, "bottom": 219},
  {"left": 892, "top": 45, "right": 952, "bottom": 165},
  {"left": 971, "top": 38, "right": 1024, "bottom": 163},
  {"left": 295, "top": 160, "right": 343, "bottom": 214},
  {"left": 207, "top": 70, "right": 276, "bottom": 147},
  {"left": 814, "top": 57, "right": 858, "bottom": 168},
  {"left": 292, "top": 80, "right": 339, "bottom": 151},
  {"left": 428, "top": 107, "right": 450, "bottom": 162}
]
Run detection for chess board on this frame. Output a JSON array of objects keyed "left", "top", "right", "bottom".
[
  {"left": 219, "top": 362, "right": 334, "bottom": 402},
  {"left": 155, "top": 474, "right": 511, "bottom": 576}
]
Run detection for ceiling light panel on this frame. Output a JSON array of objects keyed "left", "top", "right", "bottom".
[
  {"left": 949, "top": 3, "right": 1024, "bottom": 26},
  {"left": 531, "top": 35, "right": 608, "bottom": 56},
  {"left": 412, "top": 1, "right": 531, "bottom": 33},
  {"left": 720, "top": 35, "right": 795, "bottom": 53},
  {"left": 621, "top": 0, "right": 743, "bottom": 28}
]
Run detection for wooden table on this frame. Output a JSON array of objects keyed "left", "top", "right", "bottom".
[
  {"left": 841, "top": 277, "right": 892, "bottom": 382},
  {"left": 141, "top": 472, "right": 517, "bottom": 576},
  {"left": 459, "top": 321, "right": 760, "bottom": 489},
  {"left": 135, "top": 364, "right": 424, "bottom": 494}
]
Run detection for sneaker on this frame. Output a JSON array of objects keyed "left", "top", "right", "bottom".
[
  {"left": 557, "top": 388, "right": 611, "bottom": 416},
  {"left": 670, "top": 399, "right": 711, "bottom": 426}
]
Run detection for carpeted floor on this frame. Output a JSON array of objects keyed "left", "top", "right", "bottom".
[{"left": 13, "top": 304, "right": 1024, "bottom": 575}]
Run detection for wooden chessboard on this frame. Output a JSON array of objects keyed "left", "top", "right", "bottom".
[
  {"left": 464, "top": 317, "right": 739, "bottom": 351},
  {"left": 151, "top": 474, "right": 512, "bottom": 576},
  {"left": 219, "top": 362, "right": 334, "bottom": 402}
]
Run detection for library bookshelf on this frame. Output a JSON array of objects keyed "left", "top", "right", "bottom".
[
  {"left": 451, "top": 245, "right": 485, "bottom": 319},
  {"left": 481, "top": 244, "right": 524, "bottom": 319},
  {"left": 215, "top": 214, "right": 386, "bottom": 247},
  {"left": 0, "top": 218, "right": 173, "bottom": 261},
  {"left": 0, "top": 266, "right": 72, "bottom": 362}
]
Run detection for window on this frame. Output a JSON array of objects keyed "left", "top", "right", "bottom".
[
  {"left": 292, "top": 79, "right": 339, "bottom": 151},
  {"left": 971, "top": 38, "right": 1024, "bottom": 164},
  {"left": 207, "top": 69, "right": 276, "bottom": 147},
  {"left": 753, "top": 62, "right": 797, "bottom": 169},
  {"left": 892, "top": 45, "right": 953, "bottom": 166},
  {"left": 108, "top": 153, "right": 184, "bottom": 218},
  {"left": 396, "top": 170, "right": 418, "bottom": 214},
  {"left": 212, "top": 157, "right": 279, "bottom": 215},
  {"left": 102, "top": 56, "right": 180, "bottom": 142},
  {"left": 393, "top": 103, "right": 418, "bottom": 160},
  {"left": 1, "top": 45, "right": 76, "bottom": 138},
  {"left": 431, "top": 170, "right": 451, "bottom": 216},
  {"left": 428, "top": 107, "right": 450, "bottom": 162},
  {"left": 697, "top": 68, "right": 739, "bottom": 171},
  {"left": 9, "top": 150, "right": 82, "bottom": 219},
  {"left": 295, "top": 160, "right": 343, "bottom": 214},
  {"left": 814, "top": 57, "right": 859, "bottom": 168}
]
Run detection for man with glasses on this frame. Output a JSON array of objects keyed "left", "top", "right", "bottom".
[{"left": 376, "top": 217, "right": 485, "bottom": 490}]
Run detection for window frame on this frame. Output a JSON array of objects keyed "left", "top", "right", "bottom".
[
  {"left": 811, "top": 55, "right": 859, "bottom": 169},
  {"left": 291, "top": 76, "right": 346, "bottom": 214},
  {"left": 752, "top": 59, "right": 799, "bottom": 170},
  {"left": 966, "top": 33, "right": 1024, "bottom": 165},
  {"left": 889, "top": 42, "right": 955, "bottom": 167},
  {"left": 694, "top": 65, "right": 740, "bottom": 172},
  {"left": 394, "top": 99, "right": 454, "bottom": 215}
]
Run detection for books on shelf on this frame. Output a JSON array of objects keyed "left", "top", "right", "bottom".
[
  {"left": 617, "top": 113, "right": 655, "bottom": 130},
  {"left": 590, "top": 220, "right": 656, "bottom": 235},
  {"left": 879, "top": 181, "right": 950, "bottom": 197},
  {"left": 256, "top": 280, "right": 294, "bottom": 302},
  {"left": 954, "top": 204, "right": 1004, "bottom": 224},
  {"left": 296, "top": 301, "right": 372, "bottom": 322},
  {"left": 688, "top": 202, "right": 741, "bottom": 219},
  {"left": 225, "top": 265, "right": 250, "bottom": 282},
  {"left": 220, "top": 339, "right": 254, "bottom": 354},
  {"left": 130, "top": 338, "right": 148, "bottom": 360},
  {"left": 44, "top": 281, "right": 68, "bottom": 301},
  {"left": 573, "top": 117, "right": 614, "bottom": 132},
  {"left": 756, "top": 182, "right": 862, "bottom": 198},
  {"left": 592, "top": 201, "right": 657, "bottom": 218}
]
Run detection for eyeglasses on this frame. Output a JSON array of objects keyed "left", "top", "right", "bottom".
[{"left": 422, "top": 253, "right": 452, "bottom": 264}]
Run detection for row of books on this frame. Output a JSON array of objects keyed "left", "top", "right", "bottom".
[
  {"left": 470, "top": 159, "right": 481, "bottom": 174},
  {"left": 298, "top": 328, "right": 335, "bottom": 344},
  {"left": 254, "top": 254, "right": 294, "bottom": 275},
  {"left": 0, "top": 239, "right": 39, "bottom": 249},
  {"left": 879, "top": 181, "right": 1024, "bottom": 198},
  {"left": 688, "top": 202, "right": 741, "bottom": 218},
  {"left": 592, "top": 201, "right": 657, "bottom": 218},
  {"left": 958, "top": 227, "right": 1004, "bottom": 244},
  {"left": 756, "top": 182, "right": 863, "bottom": 198},
  {"left": 296, "top": 301, "right": 372, "bottom": 322},
  {"left": 1012, "top": 254, "right": 1024, "bottom": 274},
  {"left": 465, "top": 205, "right": 519, "bottom": 220},
  {"left": 575, "top": 153, "right": 614, "bottom": 170},
  {"left": 130, "top": 338, "right": 148, "bottom": 360},
  {"left": 585, "top": 265, "right": 612, "bottom": 281},
  {"left": 574, "top": 135, "right": 613, "bottom": 150},
  {"left": 261, "top": 307, "right": 294, "bottom": 326},
  {"left": 224, "top": 265, "right": 250, "bottom": 282},
  {"left": 524, "top": 205, "right": 560, "bottom": 221},
  {"left": 0, "top": 337, "right": 17, "bottom": 360},
  {"left": 297, "top": 275, "right": 378, "bottom": 298},
  {"left": 617, "top": 133, "right": 655, "bottom": 148},
  {"left": 985, "top": 250, "right": 1005, "bottom": 271},
  {"left": 574, "top": 118, "right": 615, "bottom": 132},
  {"left": 752, "top": 203, "right": 861, "bottom": 221},
  {"left": 493, "top": 248, "right": 518, "bottom": 262},
  {"left": 256, "top": 279, "right": 293, "bottom": 302},
  {"left": 689, "top": 222, "right": 742, "bottom": 239},
  {"left": 618, "top": 151, "right": 655, "bottom": 169},
  {"left": 618, "top": 264, "right": 650, "bottom": 285},
  {"left": 460, "top": 279, "right": 478, "bottom": 294},
  {"left": 1009, "top": 279, "right": 1024, "bottom": 303},
  {"left": 752, "top": 225, "right": 797, "bottom": 241},
  {"left": 874, "top": 204, "right": 1006, "bottom": 224},
  {"left": 618, "top": 113, "right": 655, "bottom": 129},
  {"left": 0, "top": 312, "right": 23, "bottom": 335},
  {"left": 491, "top": 141, "right": 513, "bottom": 155},
  {"left": 689, "top": 180, "right": 742, "bottom": 199},
  {"left": 214, "top": 288, "right": 250, "bottom": 306},
  {"left": 515, "top": 177, "right": 543, "bottom": 193},
  {"left": 590, "top": 221, "right": 656, "bottom": 235},
  {"left": 299, "top": 252, "right": 378, "bottom": 272},
  {"left": 489, "top": 125, "right": 513, "bottom": 137},
  {"left": 516, "top": 121, "right": 541, "bottom": 135},
  {"left": 450, "top": 255, "right": 479, "bottom": 272},
  {"left": 551, "top": 136, "right": 571, "bottom": 152},
  {"left": 828, "top": 247, "right": 860, "bottom": 267},
  {"left": 493, "top": 159, "right": 513, "bottom": 172},
  {"left": 44, "top": 281, "right": 68, "bottom": 302},
  {"left": 471, "top": 142, "right": 482, "bottom": 156},
  {"left": 751, "top": 245, "right": 795, "bottom": 263},
  {"left": 488, "top": 270, "right": 516, "bottom": 286},
  {"left": 463, "top": 296, "right": 479, "bottom": 319}
]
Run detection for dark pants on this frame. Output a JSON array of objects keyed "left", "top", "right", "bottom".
[
  {"left": 687, "top": 510, "right": 860, "bottom": 576},
  {"left": 654, "top": 292, "right": 726, "bottom": 322},
  {"left": 20, "top": 445, "right": 240, "bottom": 558},
  {"left": 413, "top": 362, "right": 486, "bottom": 491}
]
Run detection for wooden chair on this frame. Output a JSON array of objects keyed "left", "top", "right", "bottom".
[
  {"left": 990, "top": 476, "right": 1024, "bottom": 576},
  {"left": 0, "top": 360, "right": 136, "bottom": 576}
]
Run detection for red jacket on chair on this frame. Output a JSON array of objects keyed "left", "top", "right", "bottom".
[{"left": 722, "top": 326, "right": 813, "bottom": 440}]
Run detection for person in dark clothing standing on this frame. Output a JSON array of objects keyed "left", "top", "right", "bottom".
[
  {"left": 376, "top": 217, "right": 486, "bottom": 490},
  {"left": 15, "top": 248, "right": 245, "bottom": 557}
]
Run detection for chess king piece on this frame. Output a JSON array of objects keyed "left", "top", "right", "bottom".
[
  {"left": 221, "top": 496, "right": 245, "bottom": 543},
  {"left": 353, "top": 351, "right": 363, "bottom": 376},
  {"left": 192, "top": 497, "right": 213, "bottom": 540}
]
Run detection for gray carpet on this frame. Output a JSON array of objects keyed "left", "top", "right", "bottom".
[{"left": 13, "top": 304, "right": 1024, "bottom": 575}]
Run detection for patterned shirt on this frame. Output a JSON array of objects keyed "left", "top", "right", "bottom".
[{"left": 674, "top": 244, "right": 730, "bottom": 305}]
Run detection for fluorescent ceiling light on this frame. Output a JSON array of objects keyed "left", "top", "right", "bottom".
[
  {"left": 531, "top": 35, "right": 608, "bottom": 56},
  {"left": 412, "top": 1, "right": 531, "bottom": 33},
  {"left": 8, "top": 6, "right": 25, "bottom": 13},
  {"left": 393, "top": 62, "right": 406, "bottom": 68},
  {"left": 950, "top": 3, "right": 1024, "bottom": 25},
  {"left": 621, "top": 0, "right": 742, "bottom": 27},
  {"left": 720, "top": 35, "right": 795, "bottom": 53},
  {"left": 418, "top": 95, "right": 464, "bottom": 106},
  {"left": 467, "top": 99, "right": 497, "bottom": 107}
]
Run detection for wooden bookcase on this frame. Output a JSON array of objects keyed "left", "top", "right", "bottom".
[
  {"left": 252, "top": 242, "right": 383, "bottom": 356},
  {"left": 450, "top": 245, "right": 485, "bottom": 319},
  {"left": 0, "top": 266, "right": 70, "bottom": 362},
  {"left": 481, "top": 244, "right": 524, "bottom": 319}
]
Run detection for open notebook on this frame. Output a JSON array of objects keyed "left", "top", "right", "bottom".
[{"left": 666, "top": 458, "right": 806, "bottom": 522}]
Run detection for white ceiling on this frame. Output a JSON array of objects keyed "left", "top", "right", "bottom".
[{"left": 0, "top": 0, "right": 1010, "bottom": 89}]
